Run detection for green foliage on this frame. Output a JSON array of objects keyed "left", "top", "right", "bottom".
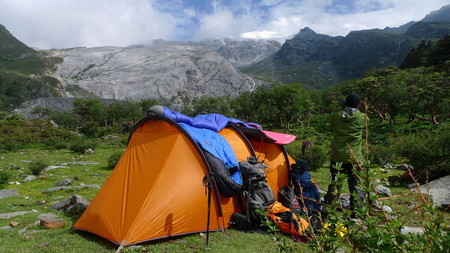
[
  {"left": 79, "top": 121, "right": 100, "bottom": 137},
  {"left": 393, "top": 132, "right": 450, "bottom": 182},
  {"left": 73, "top": 99, "right": 105, "bottom": 124},
  {"left": 190, "top": 95, "right": 235, "bottom": 117},
  {"left": 0, "top": 170, "right": 10, "bottom": 189},
  {"left": 49, "top": 111, "right": 80, "bottom": 129},
  {"left": 369, "top": 144, "right": 395, "bottom": 166},
  {"left": 310, "top": 163, "right": 449, "bottom": 253},
  {"left": 233, "top": 83, "right": 313, "bottom": 128},
  {"left": 68, "top": 139, "right": 97, "bottom": 154},
  {"left": 28, "top": 160, "right": 48, "bottom": 176},
  {"left": 107, "top": 150, "right": 124, "bottom": 169},
  {"left": 302, "top": 145, "right": 328, "bottom": 171}
]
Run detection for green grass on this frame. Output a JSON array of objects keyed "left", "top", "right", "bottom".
[
  {"left": 0, "top": 146, "right": 448, "bottom": 252},
  {"left": 0, "top": 147, "right": 311, "bottom": 252}
]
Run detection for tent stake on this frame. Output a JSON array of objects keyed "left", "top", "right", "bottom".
[{"left": 115, "top": 240, "right": 126, "bottom": 253}]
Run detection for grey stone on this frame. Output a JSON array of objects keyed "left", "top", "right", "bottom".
[
  {"left": 43, "top": 184, "right": 100, "bottom": 193},
  {"left": 411, "top": 175, "right": 450, "bottom": 209},
  {"left": 0, "top": 226, "right": 12, "bottom": 229},
  {"left": 382, "top": 164, "right": 394, "bottom": 169},
  {"left": 0, "top": 211, "right": 32, "bottom": 219},
  {"left": 382, "top": 205, "right": 393, "bottom": 213},
  {"left": 42, "top": 165, "right": 69, "bottom": 172},
  {"left": 375, "top": 184, "right": 392, "bottom": 197},
  {"left": 0, "top": 188, "right": 19, "bottom": 199},
  {"left": 396, "top": 164, "right": 413, "bottom": 171},
  {"left": 55, "top": 179, "right": 74, "bottom": 187},
  {"left": 51, "top": 194, "right": 90, "bottom": 214},
  {"left": 38, "top": 213, "right": 61, "bottom": 221},
  {"left": 401, "top": 226, "right": 424, "bottom": 235},
  {"left": 23, "top": 175, "right": 37, "bottom": 183}
]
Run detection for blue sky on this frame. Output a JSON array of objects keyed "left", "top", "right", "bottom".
[{"left": 0, "top": 0, "right": 448, "bottom": 49}]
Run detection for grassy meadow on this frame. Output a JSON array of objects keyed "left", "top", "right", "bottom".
[{"left": 1, "top": 139, "right": 447, "bottom": 252}]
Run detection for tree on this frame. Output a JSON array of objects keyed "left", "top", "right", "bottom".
[
  {"left": 73, "top": 99, "right": 106, "bottom": 125},
  {"left": 191, "top": 96, "right": 235, "bottom": 117}
]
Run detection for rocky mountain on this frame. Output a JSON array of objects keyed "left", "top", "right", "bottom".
[
  {"left": 46, "top": 39, "right": 280, "bottom": 108},
  {"left": 2, "top": 5, "right": 450, "bottom": 114},
  {"left": 244, "top": 4, "right": 450, "bottom": 89}
]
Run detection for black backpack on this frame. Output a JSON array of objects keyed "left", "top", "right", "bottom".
[
  {"left": 231, "top": 157, "right": 276, "bottom": 229},
  {"left": 278, "top": 186, "right": 302, "bottom": 214}
]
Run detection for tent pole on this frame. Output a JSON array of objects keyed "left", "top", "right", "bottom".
[{"left": 204, "top": 172, "right": 213, "bottom": 249}]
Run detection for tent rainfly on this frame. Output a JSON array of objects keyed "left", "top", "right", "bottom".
[{"left": 74, "top": 109, "right": 296, "bottom": 248}]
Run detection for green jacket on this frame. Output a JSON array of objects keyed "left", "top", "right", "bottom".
[{"left": 330, "top": 109, "right": 366, "bottom": 163}]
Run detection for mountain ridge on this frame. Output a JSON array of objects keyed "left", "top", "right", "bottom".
[{"left": 1, "top": 4, "right": 449, "bottom": 114}]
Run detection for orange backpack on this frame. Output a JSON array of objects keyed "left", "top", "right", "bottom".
[{"left": 267, "top": 201, "right": 309, "bottom": 237}]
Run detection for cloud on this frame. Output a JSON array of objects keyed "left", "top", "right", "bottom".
[
  {"left": 0, "top": 0, "right": 179, "bottom": 49},
  {"left": 0, "top": 0, "right": 448, "bottom": 49}
]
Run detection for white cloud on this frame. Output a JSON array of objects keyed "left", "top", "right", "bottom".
[
  {"left": 241, "top": 30, "right": 279, "bottom": 39},
  {"left": 0, "top": 0, "right": 179, "bottom": 49},
  {"left": 0, "top": 0, "right": 448, "bottom": 49}
]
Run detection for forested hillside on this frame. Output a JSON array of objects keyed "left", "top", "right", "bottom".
[{"left": 0, "top": 25, "right": 62, "bottom": 111}]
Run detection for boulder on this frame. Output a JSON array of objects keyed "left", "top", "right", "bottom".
[
  {"left": 0, "top": 188, "right": 18, "bottom": 199},
  {"left": 43, "top": 184, "right": 100, "bottom": 193},
  {"left": 55, "top": 179, "right": 74, "bottom": 187},
  {"left": 23, "top": 175, "right": 37, "bottom": 183},
  {"left": 375, "top": 184, "right": 392, "bottom": 197},
  {"left": 411, "top": 175, "right": 450, "bottom": 210},
  {"left": 401, "top": 226, "right": 424, "bottom": 235},
  {"left": 51, "top": 194, "right": 90, "bottom": 214},
  {"left": 0, "top": 211, "right": 32, "bottom": 219}
]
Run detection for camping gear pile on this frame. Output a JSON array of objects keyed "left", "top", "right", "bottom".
[{"left": 73, "top": 106, "right": 321, "bottom": 249}]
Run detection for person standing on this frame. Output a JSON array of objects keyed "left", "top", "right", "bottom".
[{"left": 325, "top": 93, "right": 366, "bottom": 211}]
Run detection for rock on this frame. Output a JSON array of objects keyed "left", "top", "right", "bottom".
[
  {"left": 0, "top": 211, "right": 32, "bottom": 219},
  {"left": 411, "top": 175, "right": 450, "bottom": 210},
  {"left": 38, "top": 213, "right": 61, "bottom": 221},
  {"left": 51, "top": 194, "right": 90, "bottom": 214},
  {"left": 382, "top": 205, "right": 393, "bottom": 213},
  {"left": 23, "top": 175, "right": 37, "bottom": 183},
  {"left": 40, "top": 219, "right": 64, "bottom": 229},
  {"left": 43, "top": 184, "right": 100, "bottom": 193},
  {"left": 10, "top": 221, "right": 19, "bottom": 227},
  {"left": 84, "top": 148, "right": 94, "bottom": 154},
  {"left": 55, "top": 179, "right": 74, "bottom": 187},
  {"left": 42, "top": 165, "right": 69, "bottom": 172},
  {"left": 0, "top": 188, "right": 19, "bottom": 199},
  {"left": 375, "top": 184, "right": 392, "bottom": 197},
  {"left": 396, "top": 164, "right": 413, "bottom": 171},
  {"left": 401, "top": 226, "right": 424, "bottom": 235},
  {"left": 8, "top": 165, "right": 21, "bottom": 170},
  {"left": 382, "top": 164, "right": 394, "bottom": 169},
  {"left": 0, "top": 226, "right": 12, "bottom": 229}
]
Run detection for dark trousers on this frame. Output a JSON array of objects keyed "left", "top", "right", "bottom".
[{"left": 325, "top": 162, "right": 365, "bottom": 211}]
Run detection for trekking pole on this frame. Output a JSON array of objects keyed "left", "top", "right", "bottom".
[{"left": 203, "top": 172, "right": 214, "bottom": 250}]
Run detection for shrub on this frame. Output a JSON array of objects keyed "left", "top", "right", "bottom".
[
  {"left": 302, "top": 145, "right": 328, "bottom": 171},
  {"left": 79, "top": 121, "right": 100, "bottom": 137},
  {"left": 107, "top": 150, "right": 124, "bottom": 169},
  {"left": 69, "top": 139, "right": 97, "bottom": 153},
  {"left": 394, "top": 132, "right": 450, "bottom": 182},
  {"left": 369, "top": 144, "right": 395, "bottom": 166},
  {"left": 0, "top": 171, "right": 11, "bottom": 189},
  {"left": 29, "top": 160, "right": 48, "bottom": 176}
]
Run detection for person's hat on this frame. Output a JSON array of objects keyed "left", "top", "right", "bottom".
[{"left": 345, "top": 93, "right": 360, "bottom": 108}]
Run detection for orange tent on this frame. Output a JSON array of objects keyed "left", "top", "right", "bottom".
[{"left": 73, "top": 115, "right": 295, "bottom": 247}]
